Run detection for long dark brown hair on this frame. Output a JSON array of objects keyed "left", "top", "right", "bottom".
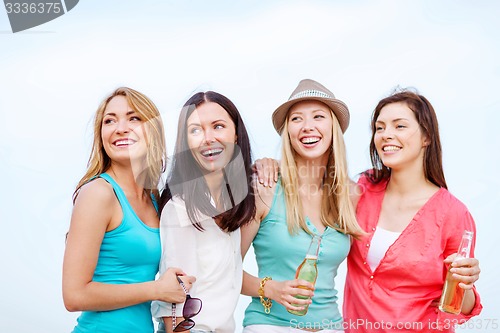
[
  {"left": 365, "top": 89, "right": 447, "bottom": 189},
  {"left": 160, "top": 91, "right": 255, "bottom": 232}
]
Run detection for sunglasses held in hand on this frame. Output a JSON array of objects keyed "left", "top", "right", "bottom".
[{"left": 172, "top": 275, "right": 202, "bottom": 332}]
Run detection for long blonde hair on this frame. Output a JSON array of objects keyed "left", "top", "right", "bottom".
[
  {"left": 73, "top": 87, "right": 166, "bottom": 202},
  {"left": 280, "top": 110, "right": 364, "bottom": 238}
]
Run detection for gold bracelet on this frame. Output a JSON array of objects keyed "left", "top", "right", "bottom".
[{"left": 258, "top": 276, "right": 272, "bottom": 314}]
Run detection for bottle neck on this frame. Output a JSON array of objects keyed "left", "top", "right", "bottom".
[
  {"left": 306, "top": 235, "right": 322, "bottom": 258},
  {"left": 457, "top": 234, "right": 473, "bottom": 259}
]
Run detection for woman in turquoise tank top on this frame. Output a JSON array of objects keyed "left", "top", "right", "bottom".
[
  {"left": 63, "top": 87, "right": 195, "bottom": 333},
  {"left": 241, "top": 79, "right": 365, "bottom": 333}
]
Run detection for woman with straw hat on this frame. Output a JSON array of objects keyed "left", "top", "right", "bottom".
[{"left": 241, "top": 79, "right": 364, "bottom": 332}]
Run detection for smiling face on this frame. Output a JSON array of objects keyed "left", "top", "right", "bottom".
[
  {"left": 286, "top": 100, "right": 333, "bottom": 164},
  {"left": 101, "top": 95, "right": 148, "bottom": 165},
  {"left": 374, "top": 101, "right": 429, "bottom": 171},
  {"left": 186, "top": 102, "right": 237, "bottom": 173}
]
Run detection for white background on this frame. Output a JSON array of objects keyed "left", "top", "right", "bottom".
[{"left": 0, "top": 1, "right": 498, "bottom": 332}]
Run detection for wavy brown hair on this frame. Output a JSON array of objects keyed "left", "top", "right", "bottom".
[{"left": 366, "top": 89, "right": 447, "bottom": 189}]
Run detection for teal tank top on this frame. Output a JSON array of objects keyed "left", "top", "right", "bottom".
[
  {"left": 72, "top": 173, "right": 161, "bottom": 333},
  {"left": 243, "top": 180, "right": 349, "bottom": 330}
]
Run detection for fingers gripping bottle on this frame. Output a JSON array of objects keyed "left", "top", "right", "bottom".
[
  {"left": 439, "top": 230, "right": 474, "bottom": 314},
  {"left": 288, "top": 234, "right": 321, "bottom": 316}
]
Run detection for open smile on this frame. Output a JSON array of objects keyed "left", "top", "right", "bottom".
[
  {"left": 199, "top": 147, "right": 224, "bottom": 159},
  {"left": 113, "top": 139, "right": 136, "bottom": 147},
  {"left": 300, "top": 136, "right": 321, "bottom": 146},
  {"left": 382, "top": 145, "right": 401, "bottom": 152}
]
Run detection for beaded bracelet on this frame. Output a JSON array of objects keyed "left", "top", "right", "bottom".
[{"left": 258, "top": 276, "right": 273, "bottom": 314}]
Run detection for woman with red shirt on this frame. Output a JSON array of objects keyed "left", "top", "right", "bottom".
[{"left": 343, "top": 90, "right": 482, "bottom": 332}]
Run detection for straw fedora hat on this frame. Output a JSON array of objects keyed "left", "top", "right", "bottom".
[{"left": 272, "top": 79, "right": 350, "bottom": 134}]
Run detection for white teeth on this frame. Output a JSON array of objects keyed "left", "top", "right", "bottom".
[
  {"left": 383, "top": 145, "right": 401, "bottom": 152},
  {"left": 115, "top": 139, "right": 134, "bottom": 146},
  {"left": 301, "top": 137, "right": 320, "bottom": 144},
  {"left": 201, "top": 148, "right": 223, "bottom": 157}
]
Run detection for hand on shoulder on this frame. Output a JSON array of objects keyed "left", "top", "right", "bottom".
[{"left": 252, "top": 157, "right": 279, "bottom": 188}]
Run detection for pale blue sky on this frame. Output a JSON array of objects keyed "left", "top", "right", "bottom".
[{"left": 0, "top": 1, "right": 499, "bottom": 332}]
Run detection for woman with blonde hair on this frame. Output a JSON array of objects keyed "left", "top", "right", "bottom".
[
  {"left": 63, "top": 87, "right": 194, "bottom": 333},
  {"left": 241, "top": 79, "right": 364, "bottom": 333}
]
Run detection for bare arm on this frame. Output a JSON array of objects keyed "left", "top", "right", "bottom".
[
  {"left": 240, "top": 182, "right": 314, "bottom": 311},
  {"left": 62, "top": 180, "right": 187, "bottom": 312},
  {"left": 240, "top": 181, "right": 266, "bottom": 297},
  {"left": 240, "top": 217, "right": 262, "bottom": 297}
]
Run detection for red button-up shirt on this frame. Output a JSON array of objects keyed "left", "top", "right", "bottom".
[{"left": 343, "top": 174, "right": 482, "bottom": 332}]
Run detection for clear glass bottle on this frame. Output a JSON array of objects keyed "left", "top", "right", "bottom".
[
  {"left": 438, "top": 230, "right": 474, "bottom": 314},
  {"left": 288, "top": 234, "right": 321, "bottom": 316}
]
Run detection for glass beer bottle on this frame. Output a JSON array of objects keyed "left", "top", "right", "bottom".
[
  {"left": 438, "top": 230, "right": 474, "bottom": 314},
  {"left": 287, "top": 234, "right": 321, "bottom": 316}
]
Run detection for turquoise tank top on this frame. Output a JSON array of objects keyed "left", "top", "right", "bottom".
[
  {"left": 243, "top": 180, "right": 349, "bottom": 330},
  {"left": 72, "top": 173, "right": 161, "bottom": 333}
]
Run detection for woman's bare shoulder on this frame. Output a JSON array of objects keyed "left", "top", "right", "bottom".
[
  {"left": 74, "top": 177, "right": 116, "bottom": 207},
  {"left": 252, "top": 178, "right": 276, "bottom": 219}
]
